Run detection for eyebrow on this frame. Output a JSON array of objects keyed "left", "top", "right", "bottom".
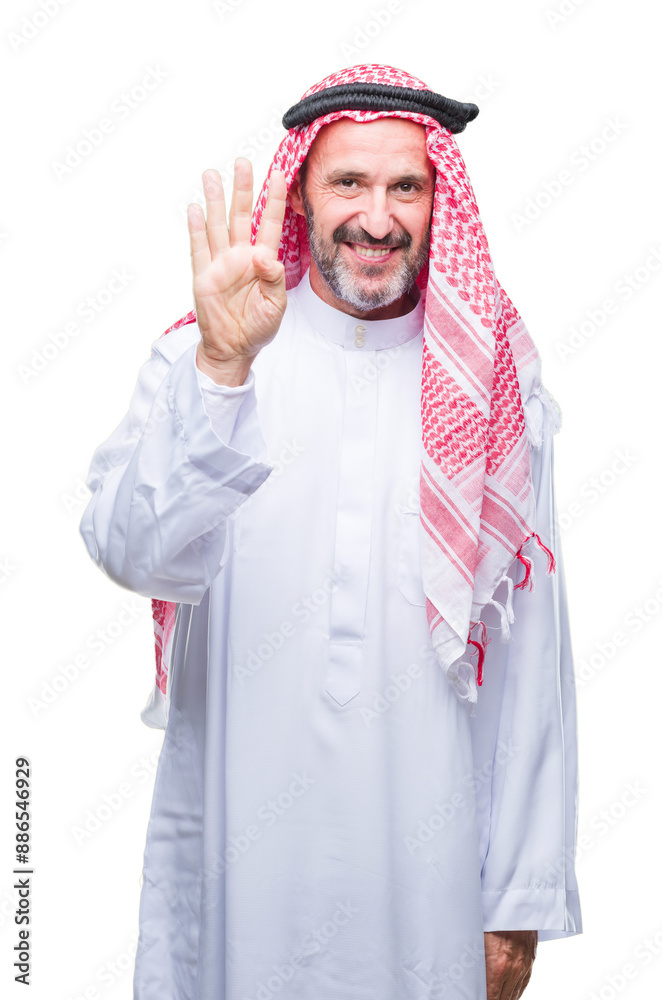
[{"left": 325, "top": 168, "right": 431, "bottom": 185}]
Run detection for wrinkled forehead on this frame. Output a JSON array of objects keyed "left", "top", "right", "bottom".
[{"left": 301, "top": 116, "right": 433, "bottom": 174}]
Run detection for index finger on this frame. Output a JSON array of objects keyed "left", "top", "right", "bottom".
[
  {"left": 254, "top": 169, "right": 288, "bottom": 259},
  {"left": 187, "top": 203, "right": 211, "bottom": 278}
]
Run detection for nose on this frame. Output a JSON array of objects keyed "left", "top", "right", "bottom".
[{"left": 356, "top": 187, "right": 394, "bottom": 242}]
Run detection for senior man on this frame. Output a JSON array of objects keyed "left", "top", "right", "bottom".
[{"left": 81, "top": 64, "right": 582, "bottom": 1000}]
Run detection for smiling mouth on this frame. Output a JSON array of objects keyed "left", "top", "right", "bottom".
[{"left": 344, "top": 242, "right": 400, "bottom": 261}]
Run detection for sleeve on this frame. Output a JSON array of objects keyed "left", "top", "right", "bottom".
[
  {"left": 469, "top": 386, "right": 583, "bottom": 942},
  {"left": 196, "top": 362, "right": 253, "bottom": 443},
  {"left": 79, "top": 331, "right": 273, "bottom": 604}
]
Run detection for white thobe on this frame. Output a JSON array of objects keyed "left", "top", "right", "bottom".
[{"left": 80, "top": 267, "right": 582, "bottom": 1000}]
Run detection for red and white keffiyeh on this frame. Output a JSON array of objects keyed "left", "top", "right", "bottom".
[{"left": 151, "top": 64, "right": 557, "bottom": 712}]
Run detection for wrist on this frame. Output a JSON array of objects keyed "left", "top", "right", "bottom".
[{"left": 196, "top": 345, "right": 254, "bottom": 387}]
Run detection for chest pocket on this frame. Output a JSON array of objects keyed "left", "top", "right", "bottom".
[{"left": 396, "top": 491, "right": 427, "bottom": 607}]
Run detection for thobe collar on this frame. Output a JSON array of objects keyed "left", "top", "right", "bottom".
[{"left": 292, "top": 267, "right": 424, "bottom": 351}]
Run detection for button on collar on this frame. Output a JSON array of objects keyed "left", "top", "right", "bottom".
[
  {"left": 293, "top": 267, "right": 424, "bottom": 351},
  {"left": 354, "top": 324, "right": 366, "bottom": 348}
]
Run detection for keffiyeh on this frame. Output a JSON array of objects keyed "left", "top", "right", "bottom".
[{"left": 151, "top": 63, "right": 559, "bottom": 711}]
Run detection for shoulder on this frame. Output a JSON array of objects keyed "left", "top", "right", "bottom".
[{"left": 149, "top": 316, "right": 201, "bottom": 365}]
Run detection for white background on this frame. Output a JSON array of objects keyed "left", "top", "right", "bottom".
[{"left": 2, "top": 0, "right": 661, "bottom": 997}]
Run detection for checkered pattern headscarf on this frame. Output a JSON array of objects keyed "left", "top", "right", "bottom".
[{"left": 151, "top": 64, "right": 557, "bottom": 712}]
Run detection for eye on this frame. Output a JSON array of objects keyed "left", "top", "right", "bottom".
[
  {"left": 337, "top": 179, "right": 358, "bottom": 189},
  {"left": 397, "top": 183, "right": 417, "bottom": 193}
]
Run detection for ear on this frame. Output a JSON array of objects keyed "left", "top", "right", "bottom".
[{"left": 288, "top": 174, "right": 305, "bottom": 216}]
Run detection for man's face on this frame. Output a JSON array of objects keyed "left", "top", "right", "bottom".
[{"left": 288, "top": 117, "right": 436, "bottom": 314}]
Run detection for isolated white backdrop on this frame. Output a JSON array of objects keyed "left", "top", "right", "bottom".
[{"left": 3, "top": 0, "right": 661, "bottom": 998}]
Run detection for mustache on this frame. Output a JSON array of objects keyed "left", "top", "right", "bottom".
[{"left": 332, "top": 223, "right": 412, "bottom": 250}]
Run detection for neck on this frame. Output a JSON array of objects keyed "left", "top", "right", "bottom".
[{"left": 307, "top": 261, "right": 420, "bottom": 320}]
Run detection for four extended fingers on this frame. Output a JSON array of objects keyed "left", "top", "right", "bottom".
[{"left": 187, "top": 160, "right": 287, "bottom": 274}]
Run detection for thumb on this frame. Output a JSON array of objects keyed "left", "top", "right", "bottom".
[{"left": 253, "top": 254, "right": 284, "bottom": 288}]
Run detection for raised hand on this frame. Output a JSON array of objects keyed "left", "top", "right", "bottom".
[{"left": 187, "top": 158, "right": 288, "bottom": 385}]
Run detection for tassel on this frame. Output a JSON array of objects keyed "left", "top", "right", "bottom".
[
  {"left": 533, "top": 532, "right": 556, "bottom": 574},
  {"left": 485, "top": 570, "right": 516, "bottom": 642},
  {"left": 513, "top": 529, "right": 558, "bottom": 591},
  {"left": 467, "top": 638, "right": 485, "bottom": 686},
  {"left": 466, "top": 619, "right": 490, "bottom": 686},
  {"left": 500, "top": 572, "right": 515, "bottom": 624},
  {"left": 447, "top": 659, "right": 478, "bottom": 714},
  {"left": 487, "top": 598, "right": 512, "bottom": 642},
  {"left": 515, "top": 531, "right": 556, "bottom": 590},
  {"left": 514, "top": 550, "right": 533, "bottom": 591}
]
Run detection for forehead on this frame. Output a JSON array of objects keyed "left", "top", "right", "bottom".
[{"left": 304, "top": 117, "right": 433, "bottom": 177}]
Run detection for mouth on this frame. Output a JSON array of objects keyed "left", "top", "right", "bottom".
[{"left": 344, "top": 242, "right": 399, "bottom": 262}]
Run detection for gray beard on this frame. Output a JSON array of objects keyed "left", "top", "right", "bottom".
[{"left": 301, "top": 190, "right": 430, "bottom": 312}]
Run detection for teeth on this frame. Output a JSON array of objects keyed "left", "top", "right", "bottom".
[{"left": 352, "top": 244, "right": 393, "bottom": 258}]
